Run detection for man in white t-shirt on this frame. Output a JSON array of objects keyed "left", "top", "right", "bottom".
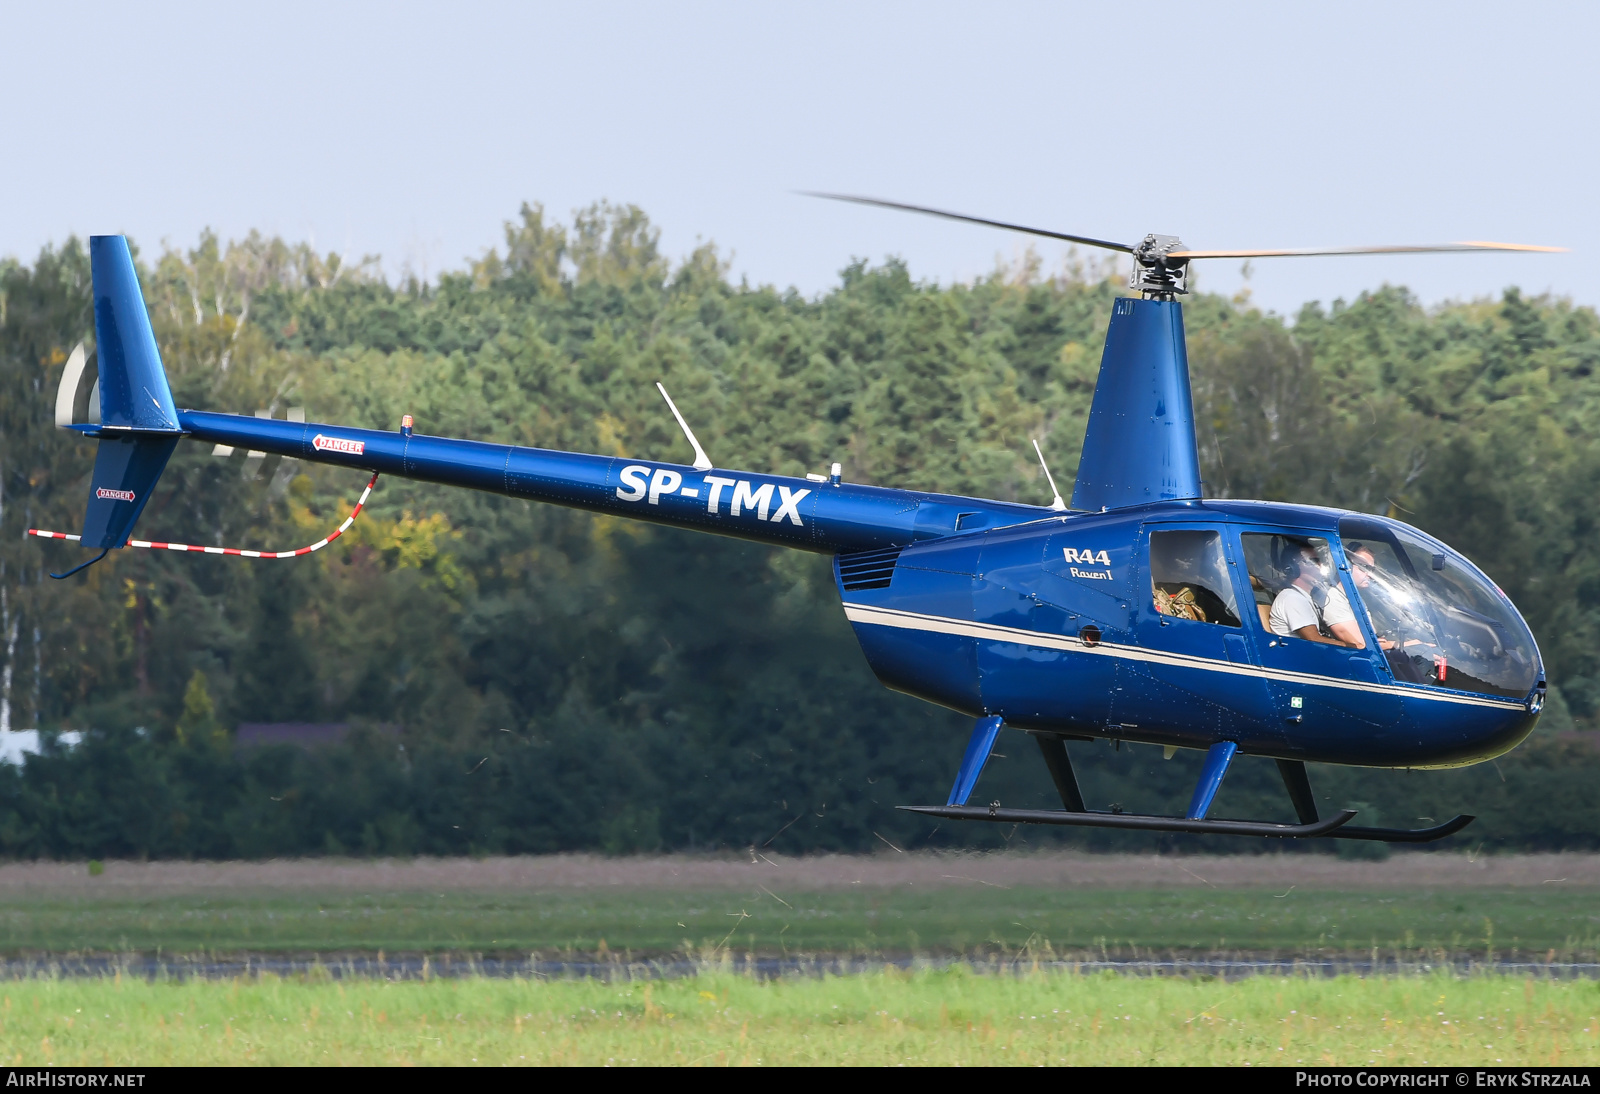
[{"left": 1268, "top": 545, "right": 1365, "bottom": 647}]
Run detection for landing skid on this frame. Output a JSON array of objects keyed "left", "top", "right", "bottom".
[
  {"left": 898, "top": 804, "right": 1474, "bottom": 842},
  {"left": 1319, "top": 815, "right": 1475, "bottom": 843},
  {"left": 924, "top": 721, "right": 1478, "bottom": 844},
  {"left": 900, "top": 804, "right": 1357, "bottom": 839}
]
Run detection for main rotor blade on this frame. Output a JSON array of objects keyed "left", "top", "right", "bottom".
[
  {"left": 1170, "top": 241, "right": 1567, "bottom": 259},
  {"left": 803, "top": 192, "right": 1135, "bottom": 254}
]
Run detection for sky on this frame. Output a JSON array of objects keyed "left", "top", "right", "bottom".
[{"left": 1, "top": 1, "right": 1592, "bottom": 317}]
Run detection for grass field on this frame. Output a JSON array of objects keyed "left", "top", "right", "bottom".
[
  {"left": 0, "top": 855, "right": 1594, "bottom": 1065},
  {"left": 0, "top": 852, "right": 1594, "bottom": 958},
  {"left": 0, "top": 885, "right": 1596, "bottom": 958},
  {"left": 1, "top": 969, "right": 1595, "bottom": 1066}
]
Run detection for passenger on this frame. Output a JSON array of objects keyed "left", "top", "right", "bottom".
[{"left": 1268, "top": 544, "right": 1363, "bottom": 647}]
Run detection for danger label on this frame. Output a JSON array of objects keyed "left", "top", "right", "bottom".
[
  {"left": 312, "top": 434, "right": 365, "bottom": 456},
  {"left": 95, "top": 487, "right": 136, "bottom": 502}
]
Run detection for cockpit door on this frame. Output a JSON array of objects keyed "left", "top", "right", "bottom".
[
  {"left": 1123, "top": 523, "right": 1279, "bottom": 748},
  {"left": 1236, "top": 528, "right": 1402, "bottom": 748}
]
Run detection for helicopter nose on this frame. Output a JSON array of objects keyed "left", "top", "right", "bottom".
[{"left": 1461, "top": 702, "right": 1540, "bottom": 766}]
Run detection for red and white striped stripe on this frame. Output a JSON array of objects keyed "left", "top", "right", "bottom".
[{"left": 26, "top": 473, "right": 380, "bottom": 559}]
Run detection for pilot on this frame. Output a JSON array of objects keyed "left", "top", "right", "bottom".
[
  {"left": 1342, "top": 541, "right": 1397, "bottom": 651},
  {"left": 1268, "top": 544, "right": 1363, "bottom": 647}
]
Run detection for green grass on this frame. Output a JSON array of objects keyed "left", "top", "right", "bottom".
[
  {"left": 1, "top": 969, "right": 1596, "bottom": 1065},
  {"left": 0, "top": 886, "right": 1595, "bottom": 957}
]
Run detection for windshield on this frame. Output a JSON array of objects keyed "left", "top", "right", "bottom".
[{"left": 1338, "top": 516, "right": 1539, "bottom": 699}]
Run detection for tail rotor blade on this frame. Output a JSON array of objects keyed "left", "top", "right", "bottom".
[{"left": 53, "top": 342, "right": 87, "bottom": 428}]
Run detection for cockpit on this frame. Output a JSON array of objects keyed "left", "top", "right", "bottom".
[
  {"left": 1229, "top": 517, "right": 1540, "bottom": 699},
  {"left": 1144, "top": 511, "right": 1540, "bottom": 701}
]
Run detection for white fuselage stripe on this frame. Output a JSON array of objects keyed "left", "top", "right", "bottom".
[{"left": 841, "top": 603, "right": 1526, "bottom": 711}]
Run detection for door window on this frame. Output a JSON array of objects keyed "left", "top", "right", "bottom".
[
  {"left": 1240, "top": 533, "right": 1367, "bottom": 648},
  {"left": 1148, "top": 529, "right": 1240, "bottom": 627}
]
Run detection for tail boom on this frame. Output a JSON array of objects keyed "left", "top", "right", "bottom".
[
  {"left": 50, "top": 234, "right": 1048, "bottom": 567},
  {"left": 177, "top": 410, "right": 1049, "bottom": 555}
]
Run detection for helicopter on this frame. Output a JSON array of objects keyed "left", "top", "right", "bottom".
[{"left": 31, "top": 205, "right": 1563, "bottom": 843}]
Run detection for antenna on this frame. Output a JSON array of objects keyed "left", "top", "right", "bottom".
[
  {"left": 1032, "top": 438, "right": 1067, "bottom": 511},
  {"left": 656, "top": 383, "right": 714, "bottom": 471}
]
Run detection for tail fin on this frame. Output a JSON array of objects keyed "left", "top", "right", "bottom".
[{"left": 75, "top": 237, "right": 182, "bottom": 550}]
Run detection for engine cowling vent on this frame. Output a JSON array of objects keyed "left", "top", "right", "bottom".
[{"left": 836, "top": 546, "right": 904, "bottom": 591}]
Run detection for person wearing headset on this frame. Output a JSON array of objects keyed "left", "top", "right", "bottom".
[{"left": 1268, "top": 543, "right": 1366, "bottom": 648}]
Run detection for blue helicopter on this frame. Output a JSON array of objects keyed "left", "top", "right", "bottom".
[{"left": 35, "top": 207, "right": 1563, "bottom": 843}]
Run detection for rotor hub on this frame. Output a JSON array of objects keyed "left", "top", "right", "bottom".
[{"left": 1130, "top": 234, "right": 1190, "bottom": 298}]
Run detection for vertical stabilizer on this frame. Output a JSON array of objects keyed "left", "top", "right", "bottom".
[
  {"left": 70, "top": 237, "right": 182, "bottom": 551},
  {"left": 1070, "top": 297, "right": 1201, "bottom": 512},
  {"left": 89, "top": 236, "right": 179, "bottom": 433}
]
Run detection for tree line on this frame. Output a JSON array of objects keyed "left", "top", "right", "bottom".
[{"left": 0, "top": 201, "right": 1595, "bottom": 857}]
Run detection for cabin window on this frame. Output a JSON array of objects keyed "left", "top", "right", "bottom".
[
  {"left": 1148, "top": 530, "right": 1240, "bottom": 626},
  {"left": 1239, "top": 533, "right": 1362, "bottom": 646}
]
